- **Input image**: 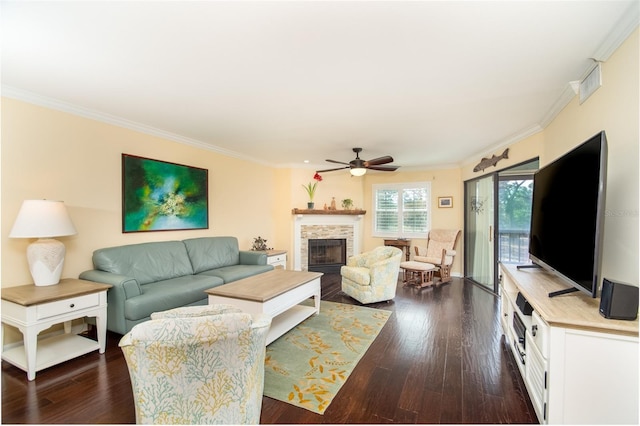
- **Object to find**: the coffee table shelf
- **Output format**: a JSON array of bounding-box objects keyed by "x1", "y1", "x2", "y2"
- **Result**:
[{"x1": 268, "y1": 304, "x2": 317, "y2": 344}]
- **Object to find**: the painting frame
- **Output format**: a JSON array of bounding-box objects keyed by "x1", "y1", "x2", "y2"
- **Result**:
[
  {"x1": 438, "y1": 196, "x2": 453, "y2": 208},
  {"x1": 122, "y1": 154, "x2": 209, "y2": 233}
]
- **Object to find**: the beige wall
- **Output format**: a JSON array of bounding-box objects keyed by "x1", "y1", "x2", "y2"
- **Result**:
[
  {"x1": 2, "y1": 28, "x2": 637, "y2": 292},
  {"x1": 361, "y1": 168, "x2": 464, "y2": 275},
  {"x1": 543, "y1": 29, "x2": 639, "y2": 285},
  {"x1": 461, "y1": 28, "x2": 639, "y2": 286},
  {"x1": 1, "y1": 99, "x2": 280, "y2": 286}
]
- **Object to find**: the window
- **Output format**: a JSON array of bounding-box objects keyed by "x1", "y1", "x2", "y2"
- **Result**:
[{"x1": 373, "y1": 182, "x2": 431, "y2": 238}]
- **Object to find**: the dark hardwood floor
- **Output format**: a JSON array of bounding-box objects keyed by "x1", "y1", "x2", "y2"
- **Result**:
[{"x1": 2, "y1": 274, "x2": 538, "y2": 424}]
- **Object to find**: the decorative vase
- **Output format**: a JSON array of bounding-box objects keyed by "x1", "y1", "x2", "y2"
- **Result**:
[{"x1": 307, "y1": 202, "x2": 315, "y2": 209}]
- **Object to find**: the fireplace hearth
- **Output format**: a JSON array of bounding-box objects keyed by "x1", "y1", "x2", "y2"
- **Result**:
[{"x1": 308, "y1": 238, "x2": 347, "y2": 274}]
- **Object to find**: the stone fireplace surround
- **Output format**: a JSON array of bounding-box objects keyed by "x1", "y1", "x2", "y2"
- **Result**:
[{"x1": 293, "y1": 213, "x2": 364, "y2": 271}]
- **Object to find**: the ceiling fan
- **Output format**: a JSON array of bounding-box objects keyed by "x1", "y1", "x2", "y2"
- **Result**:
[{"x1": 316, "y1": 148, "x2": 399, "y2": 176}]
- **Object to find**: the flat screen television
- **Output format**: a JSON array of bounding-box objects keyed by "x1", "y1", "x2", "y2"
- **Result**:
[{"x1": 526, "y1": 131, "x2": 607, "y2": 298}]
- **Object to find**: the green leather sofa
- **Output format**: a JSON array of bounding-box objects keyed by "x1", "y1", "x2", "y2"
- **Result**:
[{"x1": 79, "y1": 236, "x2": 273, "y2": 334}]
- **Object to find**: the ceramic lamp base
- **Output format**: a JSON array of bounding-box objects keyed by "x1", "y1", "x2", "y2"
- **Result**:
[{"x1": 26, "y1": 238, "x2": 65, "y2": 286}]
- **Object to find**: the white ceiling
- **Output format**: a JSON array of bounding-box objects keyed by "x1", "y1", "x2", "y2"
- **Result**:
[{"x1": 2, "y1": 1, "x2": 638, "y2": 172}]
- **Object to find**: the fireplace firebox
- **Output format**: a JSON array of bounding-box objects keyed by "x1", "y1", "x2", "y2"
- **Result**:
[{"x1": 308, "y1": 238, "x2": 347, "y2": 274}]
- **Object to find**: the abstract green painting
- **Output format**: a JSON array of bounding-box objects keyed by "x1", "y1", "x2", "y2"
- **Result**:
[{"x1": 122, "y1": 154, "x2": 208, "y2": 232}]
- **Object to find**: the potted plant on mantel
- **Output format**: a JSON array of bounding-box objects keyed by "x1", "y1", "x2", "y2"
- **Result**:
[
  {"x1": 341, "y1": 198, "x2": 353, "y2": 210},
  {"x1": 302, "y1": 172, "x2": 323, "y2": 209}
]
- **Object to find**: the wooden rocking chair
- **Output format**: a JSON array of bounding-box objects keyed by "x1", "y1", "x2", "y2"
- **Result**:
[{"x1": 413, "y1": 229, "x2": 460, "y2": 283}]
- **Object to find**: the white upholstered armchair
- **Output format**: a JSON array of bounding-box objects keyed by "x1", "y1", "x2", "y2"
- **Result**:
[
  {"x1": 340, "y1": 246, "x2": 403, "y2": 304},
  {"x1": 119, "y1": 304, "x2": 271, "y2": 424},
  {"x1": 413, "y1": 229, "x2": 460, "y2": 283}
]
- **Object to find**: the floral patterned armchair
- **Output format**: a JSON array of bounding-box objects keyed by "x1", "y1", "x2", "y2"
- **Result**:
[
  {"x1": 119, "y1": 304, "x2": 271, "y2": 424},
  {"x1": 340, "y1": 246, "x2": 403, "y2": 304}
]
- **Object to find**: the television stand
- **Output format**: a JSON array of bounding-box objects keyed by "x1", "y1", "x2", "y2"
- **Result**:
[
  {"x1": 548, "y1": 287, "x2": 579, "y2": 298},
  {"x1": 499, "y1": 263, "x2": 638, "y2": 424}
]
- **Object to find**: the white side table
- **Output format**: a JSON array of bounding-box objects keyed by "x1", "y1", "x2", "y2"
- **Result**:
[
  {"x1": 265, "y1": 250, "x2": 287, "y2": 269},
  {"x1": 1, "y1": 278, "x2": 111, "y2": 381}
]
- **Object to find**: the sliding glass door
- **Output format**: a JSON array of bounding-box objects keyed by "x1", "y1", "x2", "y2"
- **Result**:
[
  {"x1": 464, "y1": 159, "x2": 539, "y2": 293},
  {"x1": 464, "y1": 174, "x2": 496, "y2": 291}
]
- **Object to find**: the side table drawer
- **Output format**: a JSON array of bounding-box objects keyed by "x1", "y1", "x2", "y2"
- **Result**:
[
  {"x1": 269, "y1": 254, "x2": 286, "y2": 263},
  {"x1": 37, "y1": 293, "x2": 100, "y2": 320}
]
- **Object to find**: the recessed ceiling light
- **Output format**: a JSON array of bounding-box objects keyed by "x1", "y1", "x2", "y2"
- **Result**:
[{"x1": 304, "y1": 160, "x2": 310, "y2": 163}]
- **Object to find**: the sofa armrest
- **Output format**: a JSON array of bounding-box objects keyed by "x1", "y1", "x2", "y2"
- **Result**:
[
  {"x1": 79, "y1": 269, "x2": 143, "y2": 335},
  {"x1": 239, "y1": 250, "x2": 267, "y2": 265},
  {"x1": 80, "y1": 270, "x2": 142, "y2": 298}
]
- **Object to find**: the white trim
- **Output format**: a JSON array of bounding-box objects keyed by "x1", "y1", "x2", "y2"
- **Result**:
[
  {"x1": 372, "y1": 181, "x2": 431, "y2": 239},
  {"x1": 0, "y1": 86, "x2": 272, "y2": 167}
]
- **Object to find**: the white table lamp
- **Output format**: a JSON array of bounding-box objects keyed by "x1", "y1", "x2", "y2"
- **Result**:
[{"x1": 9, "y1": 200, "x2": 78, "y2": 286}]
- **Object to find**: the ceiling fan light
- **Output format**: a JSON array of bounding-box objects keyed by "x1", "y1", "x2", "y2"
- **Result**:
[{"x1": 350, "y1": 167, "x2": 367, "y2": 176}]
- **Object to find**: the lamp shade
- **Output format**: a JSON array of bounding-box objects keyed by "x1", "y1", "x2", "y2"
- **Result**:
[
  {"x1": 350, "y1": 167, "x2": 367, "y2": 177},
  {"x1": 9, "y1": 200, "x2": 77, "y2": 238}
]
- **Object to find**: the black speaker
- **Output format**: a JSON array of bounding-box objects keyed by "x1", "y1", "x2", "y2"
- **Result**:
[{"x1": 599, "y1": 279, "x2": 639, "y2": 320}]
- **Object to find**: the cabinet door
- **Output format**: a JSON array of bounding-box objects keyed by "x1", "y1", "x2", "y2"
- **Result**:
[
  {"x1": 526, "y1": 332, "x2": 548, "y2": 423},
  {"x1": 548, "y1": 329, "x2": 639, "y2": 424}
]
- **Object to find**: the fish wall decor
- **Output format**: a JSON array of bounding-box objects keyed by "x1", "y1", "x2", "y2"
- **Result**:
[{"x1": 473, "y1": 148, "x2": 509, "y2": 172}]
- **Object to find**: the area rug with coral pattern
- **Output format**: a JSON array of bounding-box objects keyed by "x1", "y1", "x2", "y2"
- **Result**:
[{"x1": 263, "y1": 300, "x2": 391, "y2": 414}]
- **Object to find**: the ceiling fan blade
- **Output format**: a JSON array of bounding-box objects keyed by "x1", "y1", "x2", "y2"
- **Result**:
[
  {"x1": 325, "y1": 159, "x2": 350, "y2": 165},
  {"x1": 316, "y1": 166, "x2": 350, "y2": 173},
  {"x1": 364, "y1": 156, "x2": 394, "y2": 167},
  {"x1": 366, "y1": 165, "x2": 399, "y2": 171}
]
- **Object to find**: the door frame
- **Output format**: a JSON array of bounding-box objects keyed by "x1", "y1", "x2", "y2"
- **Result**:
[
  {"x1": 463, "y1": 173, "x2": 499, "y2": 293},
  {"x1": 464, "y1": 158, "x2": 539, "y2": 294}
]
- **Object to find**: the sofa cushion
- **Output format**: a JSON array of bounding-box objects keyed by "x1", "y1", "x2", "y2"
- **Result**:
[
  {"x1": 199, "y1": 264, "x2": 274, "y2": 283},
  {"x1": 183, "y1": 237, "x2": 241, "y2": 273},
  {"x1": 124, "y1": 275, "x2": 224, "y2": 321},
  {"x1": 92, "y1": 241, "x2": 194, "y2": 285}
]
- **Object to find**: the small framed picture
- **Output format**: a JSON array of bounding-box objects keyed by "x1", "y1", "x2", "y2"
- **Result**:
[{"x1": 438, "y1": 196, "x2": 453, "y2": 208}]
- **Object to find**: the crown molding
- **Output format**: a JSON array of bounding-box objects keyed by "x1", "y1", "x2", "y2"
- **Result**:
[
  {"x1": 538, "y1": 80, "x2": 580, "y2": 129},
  {"x1": 1, "y1": 85, "x2": 273, "y2": 167},
  {"x1": 460, "y1": 125, "x2": 543, "y2": 169},
  {"x1": 592, "y1": 2, "x2": 640, "y2": 62}
]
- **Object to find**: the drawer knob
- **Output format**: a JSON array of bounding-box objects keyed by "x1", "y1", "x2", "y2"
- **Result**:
[
  {"x1": 532, "y1": 324, "x2": 538, "y2": 336},
  {"x1": 69, "y1": 303, "x2": 75, "y2": 308}
]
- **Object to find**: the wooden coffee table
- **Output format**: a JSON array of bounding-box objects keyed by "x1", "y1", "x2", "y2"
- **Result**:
[{"x1": 205, "y1": 269, "x2": 322, "y2": 345}]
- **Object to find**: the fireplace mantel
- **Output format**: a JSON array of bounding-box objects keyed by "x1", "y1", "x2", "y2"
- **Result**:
[{"x1": 292, "y1": 209, "x2": 366, "y2": 215}]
